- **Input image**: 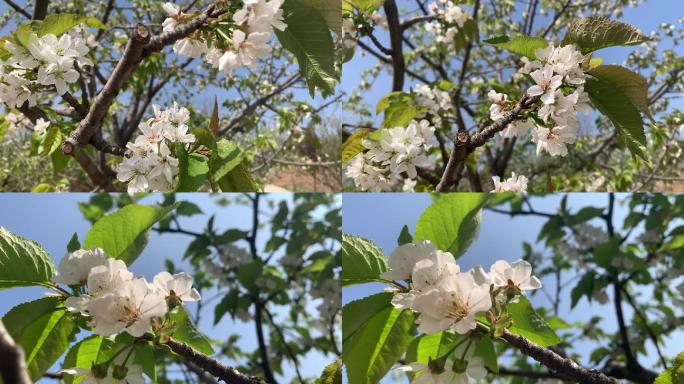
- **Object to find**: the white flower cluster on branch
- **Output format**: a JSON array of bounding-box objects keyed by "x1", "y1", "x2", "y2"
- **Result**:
[
  {"x1": 345, "y1": 120, "x2": 437, "y2": 192},
  {"x1": 491, "y1": 172, "x2": 528, "y2": 192},
  {"x1": 163, "y1": 0, "x2": 286, "y2": 74},
  {"x1": 115, "y1": 103, "x2": 196, "y2": 193},
  {"x1": 488, "y1": 44, "x2": 591, "y2": 157},
  {"x1": 382, "y1": 241, "x2": 541, "y2": 334},
  {"x1": 56, "y1": 247, "x2": 200, "y2": 338},
  {"x1": 425, "y1": 0, "x2": 470, "y2": 44},
  {"x1": 0, "y1": 27, "x2": 94, "y2": 108}
]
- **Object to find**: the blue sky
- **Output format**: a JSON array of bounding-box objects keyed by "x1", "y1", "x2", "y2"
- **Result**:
[
  {"x1": 342, "y1": 193, "x2": 683, "y2": 382},
  {"x1": 0, "y1": 193, "x2": 338, "y2": 383},
  {"x1": 341, "y1": 0, "x2": 684, "y2": 125}
]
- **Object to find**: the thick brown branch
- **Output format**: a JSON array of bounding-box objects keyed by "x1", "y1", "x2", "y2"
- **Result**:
[
  {"x1": 0, "y1": 320, "x2": 32, "y2": 384},
  {"x1": 62, "y1": 5, "x2": 220, "y2": 155},
  {"x1": 62, "y1": 24, "x2": 151, "y2": 155},
  {"x1": 33, "y1": 0, "x2": 49, "y2": 20},
  {"x1": 436, "y1": 96, "x2": 536, "y2": 191},
  {"x1": 164, "y1": 338, "x2": 265, "y2": 384},
  {"x1": 383, "y1": 0, "x2": 405, "y2": 91},
  {"x1": 501, "y1": 329, "x2": 618, "y2": 384}
]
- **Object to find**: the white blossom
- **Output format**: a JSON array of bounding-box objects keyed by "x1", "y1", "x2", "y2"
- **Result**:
[
  {"x1": 88, "y1": 278, "x2": 167, "y2": 337},
  {"x1": 492, "y1": 173, "x2": 528, "y2": 192},
  {"x1": 412, "y1": 271, "x2": 491, "y2": 334},
  {"x1": 54, "y1": 248, "x2": 108, "y2": 285},
  {"x1": 153, "y1": 271, "x2": 201, "y2": 302},
  {"x1": 489, "y1": 259, "x2": 542, "y2": 292},
  {"x1": 116, "y1": 103, "x2": 195, "y2": 192}
]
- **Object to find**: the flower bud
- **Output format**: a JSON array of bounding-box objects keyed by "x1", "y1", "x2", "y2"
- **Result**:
[
  {"x1": 91, "y1": 363, "x2": 108, "y2": 378},
  {"x1": 451, "y1": 359, "x2": 468, "y2": 374},
  {"x1": 112, "y1": 365, "x2": 129, "y2": 380}
]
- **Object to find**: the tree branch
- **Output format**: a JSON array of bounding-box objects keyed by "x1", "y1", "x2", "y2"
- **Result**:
[
  {"x1": 501, "y1": 329, "x2": 618, "y2": 384},
  {"x1": 164, "y1": 337, "x2": 265, "y2": 384},
  {"x1": 62, "y1": 5, "x2": 221, "y2": 155},
  {"x1": 0, "y1": 320, "x2": 32, "y2": 384},
  {"x1": 3, "y1": 0, "x2": 31, "y2": 18},
  {"x1": 383, "y1": 0, "x2": 405, "y2": 91},
  {"x1": 33, "y1": 0, "x2": 49, "y2": 20},
  {"x1": 435, "y1": 95, "x2": 537, "y2": 191}
]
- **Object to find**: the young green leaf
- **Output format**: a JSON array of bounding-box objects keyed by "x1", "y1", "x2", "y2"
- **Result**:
[
  {"x1": 342, "y1": 128, "x2": 373, "y2": 163},
  {"x1": 38, "y1": 14, "x2": 106, "y2": 37},
  {"x1": 483, "y1": 34, "x2": 548, "y2": 59},
  {"x1": 83, "y1": 203, "x2": 179, "y2": 265},
  {"x1": 342, "y1": 292, "x2": 393, "y2": 342},
  {"x1": 0, "y1": 227, "x2": 56, "y2": 289},
  {"x1": 170, "y1": 307, "x2": 214, "y2": 355},
  {"x1": 561, "y1": 16, "x2": 651, "y2": 54},
  {"x1": 275, "y1": 0, "x2": 337, "y2": 96},
  {"x1": 413, "y1": 194, "x2": 486, "y2": 258},
  {"x1": 341, "y1": 234, "x2": 388, "y2": 286},
  {"x1": 313, "y1": 359, "x2": 342, "y2": 384},
  {"x1": 176, "y1": 148, "x2": 210, "y2": 192},
  {"x1": 397, "y1": 225, "x2": 412, "y2": 246},
  {"x1": 343, "y1": 308, "x2": 414, "y2": 384},
  {"x1": 507, "y1": 296, "x2": 561, "y2": 347},
  {"x1": 4, "y1": 299, "x2": 77, "y2": 380},
  {"x1": 61, "y1": 335, "x2": 115, "y2": 384},
  {"x1": 67, "y1": 232, "x2": 81, "y2": 253}
]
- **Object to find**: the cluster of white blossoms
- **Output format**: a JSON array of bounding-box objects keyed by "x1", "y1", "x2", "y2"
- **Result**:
[
  {"x1": 491, "y1": 172, "x2": 528, "y2": 192},
  {"x1": 163, "y1": 0, "x2": 286, "y2": 74},
  {"x1": 116, "y1": 103, "x2": 196, "y2": 193},
  {"x1": 341, "y1": 11, "x2": 386, "y2": 50},
  {"x1": 382, "y1": 241, "x2": 541, "y2": 335},
  {"x1": 413, "y1": 84, "x2": 452, "y2": 127},
  {"x1": 54, "y1": 248, "x2": 200, "y2": 338},
  {"x1": 488, "y1": 44, "x2": 591, "y2": 157},
  {"x1": 0, "y1": 27, "x2": 94, "y2": 108},
  {"x1": 346, "y1": 119, "x2": 437, "y2": 192},
  {"x1": 425, "y1": 0, "x2": 469, "y2": 44}
]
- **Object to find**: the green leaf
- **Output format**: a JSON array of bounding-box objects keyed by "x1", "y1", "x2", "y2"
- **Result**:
[
  {"x1": 397, "y1": 225, "x2": 412, "y2": 246},
  {"x1": 0, "y1": 227, "x2": 56, "y2": 289},
  {"x1": 210, "y1": 139, "x2": 259, "y2": 192},
  {"x1": 342, "y1": 128, "x2": 373, "y2": 163},
  {"x1": 474, "y1": 337, "x2": 498, "y2": 373},
  {"x1": 176, "y1": 148, "x2": 209, "y2": 192},
  {"x1": 343, "y1": 308, "x2": 414, "y2": 384},
  {"x1": 585, "y1": 67, "x2": 648, "y2": 161},
  {"x1": 571, "y1": 271, "x2": 596, "y2": 308},
  {"x1": 342, "y1": 292, "x2": 393, "y2": 342},
  {"x1": 275, "y1": 0, "x2": 337, "y2": 96},
  {"x1": 67, "y1": 232, "x2": 80, "y2": 252},
  {"x1": 3, "y1": 298, "x2": 77, "y2": 380},
  {"x1": 133, "y1": 342, "x2": 157, "y2": 381},
  {"x1": 214, "y1": 290, "x2": 239, "y2": 325},
  {"x1": 41, "y1": 126, "x2": 63, "y2": 157},
  {"x1": 38, "y1": 14, "x2": 106, "y2": 37},
  {"x1": 561, "y1": 16, "x2": 651, "y2": 54},
  {"x1": 83, "y1": 203, "x2": 178, "y2": 265},
  {"x1": 405, "y1": 331, "x2": 458, "y2": 368},
  {"x1": 170, "y1": 307, "x2": 214, "y2": 355},
  {"x1": 508, "y1": 296, "x2": 561, "y2": 347},
  {"x1": 236, "y1": 259, "x2": 264, "y2": 289},
  {"x1": 313, "y1": 359, "x2": 342, "y2": 384},
  {"x1": 217, "y1": 162, "x2": 259, "y2": 192},
  {"x1": 589, "y1": 65, "x2": 651, "y2": 118},
  {"x1": 483, "y1": 34, "x2": 548, "y2": 59},
  {"x1": 2, "y1": 297, "x2": 62, "y2": 337},
  {"x1": 567, "y1": 206, "x2": 604, "y2": 225},
  {"x1": 62, "y1": 335, "x2": 115, "y2": 384},
  {"x1": 341, "y1": 234, "x2": 388, "y2": 286},
  {"x1": 302, "y1": 0, "x2": 341, "y2": 35},
  {"x1": 210, "y1": 139, "x2": 244, "y2": 182},
  {"x1": 413, "y1": 194, "x2": 486, "y2": 258},
  {"x1": 51, "y1": 149, "x2": 71, "y2": 174},
  {"x1": 379, "y1": 92, "x2": 426, "y2": 128},
  {"x1": 343, "y1": 0, "x2": 383, "y2": 13}
]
